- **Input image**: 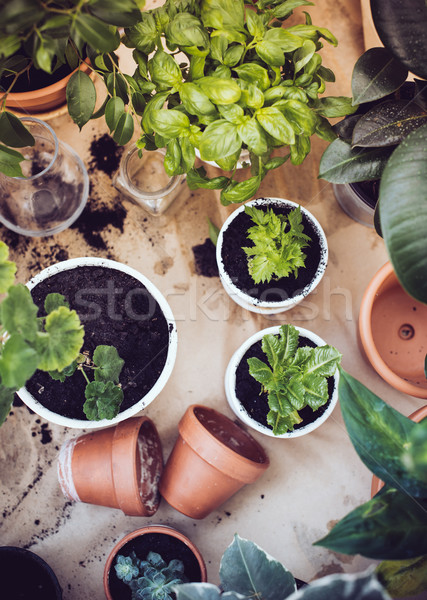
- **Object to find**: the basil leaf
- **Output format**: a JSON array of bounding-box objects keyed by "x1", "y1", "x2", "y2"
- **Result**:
[
  {"x1": 256, "y1": 41, "x2": 285, "y2": 67},
  {"x1": 180, "y1": 82, "x2": 217, "y2": 117},
  {"x1": 220, "y1": 173, "x2": 261, "y2": 204},
  {"x1": 293, "y1": 39, "x2": 316, "y2": 74},
  {"x1": 187, "y1": 166, "x2": 229, "y2": 190},
  {"x1": 142, "y1": 91, "x2": 170, "y2": 135},
  {"x1": 263, "y1": 28, "x2": 303, "y2": 52},
  {"x1": 197, "y1": 76, "x2": 241, "y2": 105},
  {"x1": 166, "y1": 12, "x2": 209, "y2": 48},
  {"x1": 234, "y1": 64, "x2": 270, "y2": 91},
  {"x1": 179, "y1": 136, "x2": 195, "y2": 172},
  {"x1": 246, "y1": 10, "x2": 265, "y2": 39},
  {"x1": 218, "y1": 103, "x2": 244, "y2": 124},
  {"x1": 198, "y1": 119, "x2": 241, "y2": 161},
  {"x1": 223, "y1": 45, "x2": 244, "y2": 67},
  {"x1": 149, "y1": 49, "x2": 182, "y2": 88},
  {"x1": 256, "y1": 107, "x2": 295, "y2": 145},
  {"x1": 124, "y1": 13, "x2": 157, "y2": 54},
  {"x1": 201, "y1": 0, "x2": 245, "y2": 31},
  {"x1": 150, "y1": 109, "x2": 190, "y2": 139},
  {"x1": 164, "y1": 139, "x2": 182, "y2": 176},
  {"x1": 314, "y1": 96, "x2": 358, "y2": 118},
  {"x1": 237, "y1": 118, "x2": 269, "y2": 155}
]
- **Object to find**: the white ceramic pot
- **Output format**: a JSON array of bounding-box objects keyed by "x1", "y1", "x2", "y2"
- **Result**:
[
  {"x1": 225, "y1": 325, "x2": 339, "y2": 438},
  {"x1": 17, "y1": 257, "x2": 177, "y2": 429},
  {"x1": 216, "y1": 197, "x2": 328, "y2": 315}
]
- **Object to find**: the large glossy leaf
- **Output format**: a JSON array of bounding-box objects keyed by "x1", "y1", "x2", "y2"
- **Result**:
[
  {"x1": 198, "y1": 120, "x2": 241, "y2": 161},
  {"x1": 66, "y1": 70, "x2": 96, "y2": 130},
  {"x1": 0, "y1": 112, "x2": 35, "y2": 148},
  {"x1": 287, "y1": 570, "x2": 390, "y2": 600},
  {"x1": 371, "y1": 0, "x2": 427, "y2": 80},
  {"x1": 315, "y1": 487, "x2": 427, "y2": 560},
  {"x1": 352, "y1": 100, "x2": 427, "y2": 148},
  {"x1": 220, "y1": 535, "x2": 296, "y2": 600},
  {"x1": 73, "y1": 13, "x2": 119, "y2": 53},
  {"x1": 401, "y1": 418, "x2": 427, "y2": 487},
  {"x1": 89, "y1": 0, "x2": 141, "y2": 27},
  {"x1": 112, "y1": 112, "x2": 134, "y2": 145},
  {"x1": 338, "y1": 368, "x2": 426, "y2": 496},
  {"x1": 318, "y1": 138, "x2": 391, "y2": 183},
  {"x1": 0, "y1": 144, "x2": 25, "y2": 177},
  {"x1": 351, "y1": 47, "x2": 408, "y2": 105},
  {"x1": 379, "y1": 123, "x2": 427, "y2": 302},
  {"x1": 376, "y1": 555, "x2": 427, "y2": 598}
]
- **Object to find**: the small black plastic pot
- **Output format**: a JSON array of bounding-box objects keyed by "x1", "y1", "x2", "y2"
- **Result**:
[{"x1": 0, "y1": 546, "x2": 62, "y2": 599}]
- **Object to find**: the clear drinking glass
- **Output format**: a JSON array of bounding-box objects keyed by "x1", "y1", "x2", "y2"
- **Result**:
[
  {"x1": 0, "y1": 117, "x2": 88, "y2": 237},
  {"x1": 113, "y1": 145, "x2": 186, "y2": 217}
]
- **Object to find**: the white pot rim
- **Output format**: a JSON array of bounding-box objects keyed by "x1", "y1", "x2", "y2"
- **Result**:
[
  {"x1": 225, "y1": 325, "x2": 339, "y2": 438},
  {"x1": 17, "y1": 257, "x2": 177, "y2": 429},
  {"x1": 216, "y1": 197, "x2": 328, "y2": 309}
]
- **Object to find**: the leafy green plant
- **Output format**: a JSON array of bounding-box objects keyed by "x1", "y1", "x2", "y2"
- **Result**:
[
  {"x1": 173, "y1": 534, "x2": 391, "y2": 600},
  {"x1": 247, "y1": 324, "x2": 341, "y2": 435},
  {"x1": 0, "y1": 241, "x2": 124, "y2": 424},
  {"x1": 318, "y1": 0, "x2": 427, "y2": 304},
  {"x1": 315, "y1": 368, "x2": 427, "y2": 598},
  {"x1": 115, "y1": 551, "x2": 187, "y2": 600},
  {"x1": 243, "y1": 205, "x2": 311, "y2": 284}
]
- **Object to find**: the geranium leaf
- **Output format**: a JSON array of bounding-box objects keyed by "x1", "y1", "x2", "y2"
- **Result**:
[
  {"x1": 0, "y1": 241, "x2": 16, "y2": 293},
  {"x1": 0, "y1": 284, "x2": 38, "y2": 342},
  {"x1": 36, "y1": 307, "x2": 84, "y2": 372},
  {"x1": 44, "y1": 293, "x2": 69, "y2": 314},
  {"x1": 93, "y1": 345, "x2": 124, "y2": 384},
  {"x1": 83, "y1": 380, "x2": 123, "y2": 420},
  {"x1": 0, "y1": 334, "x2": 39, "y2": 389}
]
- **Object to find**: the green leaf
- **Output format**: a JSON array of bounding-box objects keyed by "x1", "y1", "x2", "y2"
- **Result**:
[
  {"x1": 174, "y1": 583, "x2": 223, "y2": 600},
  {"x1": 106, "y1": 72, "x2": 129, "y2": 103},
  {"x1": 89, "y1": 0, "x2": 141, "y2": 27},
  {"x1": 256, "y1": 107, "x2": 295, "y2": 145},
  {"x1": 93, "y1": 345, "x2": 124, "y2": 384},
  {"x1": 167, "y1": 12, "x2": 209, "y2": 49},
  {"x1": 180, "y1": 83, "x2": 217, "y2": 117},
  {"x1": 293, "y1": 39, "x2": 316, "y2": 74},
  {"x1": 278, "y1": 376, "x2": 306, "y2": 411},
  {"x1": 220, "y1": 535, "x2": 296, "y2": 600},
  {"x1": 149, "y1": 49, "x2": 182, "y2": 88},
  {"x1": 301, "y1": 373, "x2": 329, "y2": 410},
  {"x1": 0, "y1": 284, "x2": 38, "y2": 342},
  {"x1": 112, "y1": 112, "x2": 134, "y2": 145},
  {"x1": 0, "y1": 241, "x2": 16, "y2": 293},
  {"x1": 379, "y1": 123, "x2": 427, "y2": 303},
  {"x1": 319, "y1": 138, "x2": 391, "y2": 183},
  {"x1": 277, "y1": 99, "x2": 319, "y2": 136},
  {"x1": 351, "y1": 47, "x2": 408, "y2": 105},
  {"x1": 0, "y1": 334, "x2": 39, "y2": 389},
  {"x1": 197, "y1": 77, "x2": 241, "y2": 105},
  {"x1": 66, "y1": 70, "x2": 97, "y2": 130},
  {"x1": 224, "y1": 45, "x2": 245, "y2": 67},
  {"x1": 220, "y1": 173, "x2": 261, "y2": 205},
  {"x1": 267, "y1": 409, "x2": 302, "y2": 435},
  {"x1": 207, "y1": 218, "x2": 220, "y2": 246},
  {"x1": 261, "y1": 333, "x2": 283, "y2": 371},
  {"x1": 199, "y1": 120, "x2": 241, "y2": 162},
  {"x1": 376, "y1": 555, "x2": 427, "y2": 598},
  {"x1": 142, "y1": 91, "x2": 170, "y2": 135},
  {"x1": 247, "y1": 357, "x2": 274, "y2": 388},
  {"x1": 338, "y1": 368, "x2": 427, "y2": 497},
  {"x1": 304, "y1": 345, "x2": 341, "y2": 377},
  {"x1": 315, "y1": 487, "x2": 427, "y2": 560},
  {"x1": 263, "y1": 28, "x2": 303, "y2": 52},
  {"x1": 237, "y1": 118, "x2": 268, "y2": 155},
  {"x1": 105, "y1": 97, "x2": 125, "y2": 133},
  {"x1": 179, "y1": 137, "x2": 195, "y2": 172},
  {"x1": 286, "y1": 570, "x2": 392, "y2": 599},
  {"x1": 48, "y1": 360, "x2": 77, "y2": 382},
  {"x1": 371, "y1": 0, "x2": 427, "y2": 80},
  {"x1": 44, "y1": 293, "x2": 69, "y2": 314},
  {"x1": 218, "y1": 104, "x2": 244, "y2": 125},
  {"x1": 201, "y1": 0, "x2": 245, "y2": 31},
  {"x1": 255, "y1": 41, "x2": 285, "y2": 67},
  {"x1": 83, "y1": 380, "x2": 123, "y2": 420},
  {"x1": 0, "y1": 112, "x2": 35, "y2": 148},
  {"x1": 314, "y1": 96, "x2": 358, "y2": 118},
  {"x1": 234, "y1": 64, "x2": 270, "y2": 91},
  {"x1": 186, "y1": 166, "x2": 229, "y2": 190},
  {"x1": 0, "y1": 385, "x2": 15, "y2": 426},
  {"x1": 0, "y1": 144, "x2": 25, "y2": 177},
  {"x1": 150, "y1": 109, "x2": 190, "y2": 139},
  {"x1": 0, "y1": 35, "x2": 21, "y2": 59},
  {"x1": 165, "y1": 139, "x2": 182, "y2": 176},
  {"x1": 124, "y1": 13, "x2": 157, "y2": 54},
  {"x1": 401, "y1": 418, "x2": 427, "y2": 488},
  {"x1": 73, "y1": 13, "x2": 119, "y2": 53},
  {"x1": 246, "y1": 10, "x2": 265, "y2": 39},
  {"x1": 272, "y1": 0, "x2": 314, "y2": 20},
  {"x1": 36, "y1": 307, "x2": 84, "y2": 372}
]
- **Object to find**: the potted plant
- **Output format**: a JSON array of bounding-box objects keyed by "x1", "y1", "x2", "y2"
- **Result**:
[
  {"x1": 173, "y1": 534, "x2": 391, "y2": 600},
  {"x1": 216, "y1": 197, "x2": 328, "y2": 314},
  {"x1": 315, "y1": 368, "x2": 427, "y2": 598},
  {"x1": 358, "y1": 261, "x2": 427, "y2": 398},
  {"x1": 318, "y1": 0, "x2": 427, "y2": 304},
  {"x1": 15, "y1": 256, "x2": 177, "y2": 429},
  {"x1": 103, "y1": 525, "x2": 207, "y2": 600},
  {"x1": 57, "y1": 416, "x2": 164, "y2": 517},
  {"x1": 158, "y1": 404, "x2": 270, "y2": 519},
  {"x1": 225, "y1": 324, "x2": 341, "y2": 437},
  {"x1": 0, "y1": 546, "x2": 62, "y2": 599}
]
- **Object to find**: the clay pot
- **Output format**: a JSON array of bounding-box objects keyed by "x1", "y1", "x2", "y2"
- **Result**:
[
  {"x1": 57, "y1": 416, "x2": 163, "y2": 516},
  {"x1": 159, "y1": 404, "x2": 269, "y2": 519},
  {"x1": 103, "y1": 525, "x2": 207, "y2": 600},
  {"x1": 359, "y1": 262, "x2": 427, "y2": 398},
  {"x1": 371, "y1": 405, "x2": 427, "y2": 497},
  {"x1": 0, "y1": 546, "x2": 62, "y2": 599}
]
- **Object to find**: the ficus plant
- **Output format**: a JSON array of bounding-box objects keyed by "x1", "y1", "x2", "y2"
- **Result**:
[
  {"x1": 315, "y1": 368, "x2": 427, "y2": 598},
  {"x1": 0, "y1": 241, "x2": 124, "y2": 425},
  {"x1": 318, "y1": 0, "x2": 427, "y2": 304},
  {"x1": 173, "y1": 534, "x2": 391, "y2": 600},
  {"x1": 247, "y1": 324, "x2": 341, "y2": 435}
]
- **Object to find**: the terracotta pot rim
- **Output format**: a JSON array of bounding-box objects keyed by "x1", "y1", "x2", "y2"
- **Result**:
[
  {"x1": 359, "y1": 262, "x2": 427, "y2": 398},
  {"x1": 103, "y1": 525, "x2": 207, "y2": 600}
]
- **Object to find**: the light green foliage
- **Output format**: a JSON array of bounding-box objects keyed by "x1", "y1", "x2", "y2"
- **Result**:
[
  {"x1": 0, "y1": 241, "x2": 16, "y2": 292},
  {"x1": 242, "y1": 205, "x2": 311, "y2": 284},
  {"x1": 247, "y1": 325, "x2": 341, "y2": 435},
  {"x1": 115, "y1": 551, "x2": 187, "y2": 600}
]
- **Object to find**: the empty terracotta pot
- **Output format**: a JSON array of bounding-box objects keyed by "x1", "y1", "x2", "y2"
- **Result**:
[
  {"x1": 159, "y1": 404, "x2": 270, "y2": 519},
  {"x1": 371, "y1": 405, "x2": 427, "y2": 497},
  {"x1": 57, "y1": 416, "x2": 163, "y2": 516},
  {"x1": 103, "y1": 525, "x2": 207, "y2": 600},
  {"x1": 359, "y1": 262, "x2": 427, "y2": 398}
]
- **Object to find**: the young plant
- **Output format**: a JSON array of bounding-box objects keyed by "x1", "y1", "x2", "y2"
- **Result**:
[
  {"x1": 247, "y1": 324, "x2": 341, "y2": 435},
  {"x1": 242, "y1": 205, "x2": 311, "y2": 284},
  {"x1": 315, "y1": 368, "x2": 427, "y2": 598},
  {"x1": 173, "y1": 534, "x2": 390, "y2": 600},
  {"x1": 115, "y1": 551, "x2": 188, "y2": 600}
]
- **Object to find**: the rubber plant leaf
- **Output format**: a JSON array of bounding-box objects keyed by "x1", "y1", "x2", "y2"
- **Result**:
[
  {"x1": 338, "y1": 368, "x2": 427, "y2": 497},
  {"x1": 376, "y1": 555, "x2": 427, "y2": 598},
  {"x1": 351, "y1": 47, "x2": 408, "y2": 105},
  {"x1": 285, "y1": 569, "x2": 390, "y2": 599},
  {"x1": 318, "y1": 138, "x2": 391, "y2": 183},
  {"x1": 371, "y1": 0, "x2": 427, "y2": 80},
  {"x1": 379, "y1": 123, "x2": 427, "y2": 303},
  {"x1": 219, "y1": 535, "x2": 296, "y2": 600}
]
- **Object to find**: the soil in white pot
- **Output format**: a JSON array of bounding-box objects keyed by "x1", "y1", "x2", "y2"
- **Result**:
[
  {"x1": 26, "y1": 266, "x2": 171, "y2": 420},
  {"x1": 221, "y1": 201, "x2": 324, "y2": 302},
  {"x1": 235, "y1": 336, "x2": 335, "y2": 433}
]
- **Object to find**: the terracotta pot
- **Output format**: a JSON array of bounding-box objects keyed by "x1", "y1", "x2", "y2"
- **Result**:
[
  {"x1": 103, "y1": 525, "x2": 207, "y2": 600},
  {"x1": 159, "y1": 404, "x2": 269, "y2": 519},
  {"x1": 371, "y1": 405, "x2": 427, "y2": 497},
  {"x1": 359, "y1": 262, "x2": 427, "y2": 398},
  {"x1": 3, "y1": 61, "x2": 91, "y2": 114},
  {"x1": 0, "y1": 546, "x2": 62, "y2": 599},
  {"x1": 57, "y1": 416, "x2": 163, "y2": 516}
]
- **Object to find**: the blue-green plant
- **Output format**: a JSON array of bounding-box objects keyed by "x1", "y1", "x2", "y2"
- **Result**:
[
  {"x1": 115, "y1": 551, "x2": 188, "y2": 600},
  {"x1": 173, "y1": 535, "x2": 391, "y2": 600},
  {"x1": 247, "y1": 324, "x2": 341, "y2": 435}
]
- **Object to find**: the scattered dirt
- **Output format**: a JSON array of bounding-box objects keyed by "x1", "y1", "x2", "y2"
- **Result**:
[
  {"x1": 88, "y1": 134, "x2": 124, "y2": 176},
  {"x1": 192, "y1": 238, "x2": 219, "y2": 277}
]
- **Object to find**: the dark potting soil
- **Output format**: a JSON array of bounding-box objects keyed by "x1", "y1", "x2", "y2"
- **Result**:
[
  {"x1": 0, "y1": 62, "x2": 72, "y2": 93},
  {"x1": 108, "y1": 532, "x2": 203, "y2": 600},
  {"x1": 0, "y1": 548, "x2": 61, "y2": 600},
  {"x1": 235, "y1": 336, "x2": 336, "y2": 433},
  {"x1": 88, "y1": 134, "x2": 124, "y2": 176},
  {"x1": 26, "y1": 266, "x2": 170, "y2": 420},
  {"x1": 192, "y1": 238, "x2": 219, "y2": 277},
  {"x1": 220, "y1": 201, "x2": 324, "y2": 303}
]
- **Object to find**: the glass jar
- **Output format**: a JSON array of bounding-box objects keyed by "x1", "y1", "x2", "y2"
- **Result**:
[
  {"x1": 113, "y1": 145, "x2": 186, "y2": 217},
  {"x1": 333, "y1": 182, "x2": 376, "y2": 228},
  {"x1": 0, "y1": 117, "x2": 88, "y2": 236}
]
